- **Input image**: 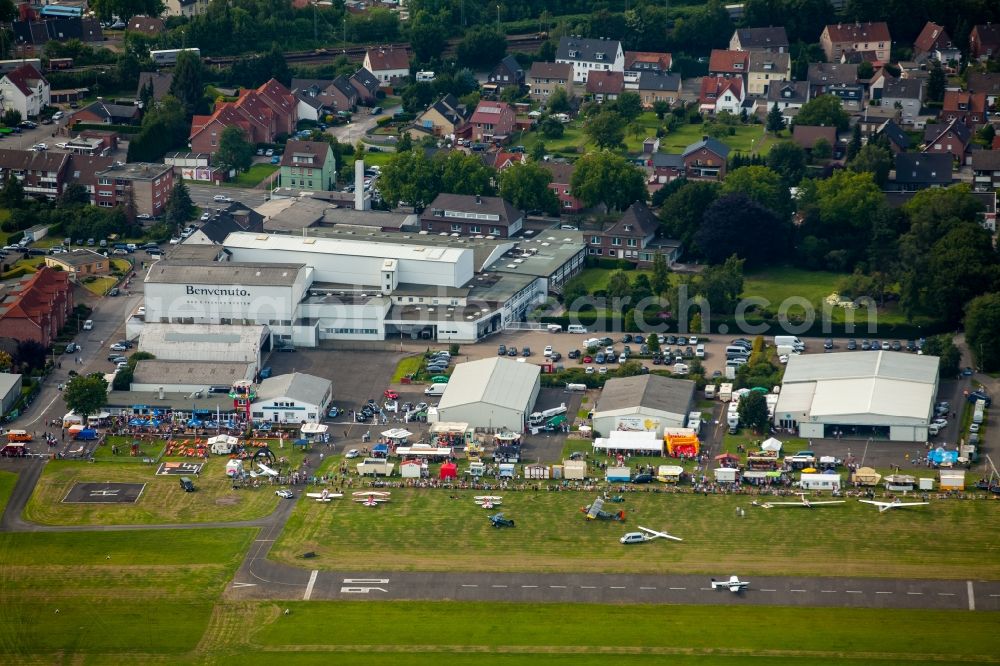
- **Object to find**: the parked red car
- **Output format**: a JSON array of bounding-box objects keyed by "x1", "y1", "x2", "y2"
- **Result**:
[
  {"x1": 583, "y1": 356, "x2": 593, "y2": 364},
  {"x1": 384, "y1": 389, "x2": 399, "y2": 400}
]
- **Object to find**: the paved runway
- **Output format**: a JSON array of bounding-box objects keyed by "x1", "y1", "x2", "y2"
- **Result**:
[{"x1": 230, "y1": 541, "x2": 1000, "y2": 611}]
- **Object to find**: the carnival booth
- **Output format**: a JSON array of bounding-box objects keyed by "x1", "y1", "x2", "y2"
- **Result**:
[
  {"x1": 664, "y1": 428, "x2": 700, "y2": 457},
  {"x1": 400, "y1": 459, "x2": 423, "y2": 479},
  {"x1": 397, "y1": 442, "x2": 452, "y2": 459},
  {"x1": 381, "y1": 428, "x2": 413, "y2": 446},
  {"x1": 226, "y1": 459, "x2": 244, "y2": 478},
  {"x1": 656, "y1": 464, "x2": 684, "y2": 483},
  {"x1": 563, "y1": 459, "x2": 587, "y2": 480},
  {"x1": 715, "y1": 452, "x2": 740, "y2": 467},
  {"x1": 429, "y1": 422, "x2": 470, "y2": 448},
  {"x1": 439, "y1": 461, "x2": 458, "y2": 481},
  {"x1": 73, "y1": 428, "x2": 99, "y2": 441},
  {"x1": 851, "y1": 467, "x2": 882, "y2": 486},
  {"x1": 760, "y1": 437, "x2": 783, "y2": 454},
  {"x1": 714, "y1": 467, "x2": 739, "y2": 483},
  {"x1": 301, "y1": 423, "x2": 330, "y2": 443}
]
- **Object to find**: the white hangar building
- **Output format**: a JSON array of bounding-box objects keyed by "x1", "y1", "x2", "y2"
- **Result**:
[
  {"x1": 592, "y1": 374, "x2": 696, "y2": 437},
  {"x1": 436, "y1": 357, "x2": 541, "y2": 432},
  {"x1": 251, "y1": 372, "x2": 332, "y2": 424},
  {"x1": 774, "y1": 351, "x2": 940, "y2": 442}
]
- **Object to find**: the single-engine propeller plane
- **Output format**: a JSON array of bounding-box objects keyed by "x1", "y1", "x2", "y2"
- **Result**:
[
  {"x1": 711, "y1": 575, "x2": 750, "y2": 593},
  {"x1": 306, "y1": 488, "x2": 343, "y2": 502},
  {"x1": 582, "y1": 497, "x2": 626, "y2": 521},
  {"x1": 474, "y1": 495, "x2": 503, "y2": 509},
  {"x1": 353, "y1": 491, "x2": 391, "y2": 507},
  {"x1": 488, "y1": 512, "x2": 515, "y2": 528}
]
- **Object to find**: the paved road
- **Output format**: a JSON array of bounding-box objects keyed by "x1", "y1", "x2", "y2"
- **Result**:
[{"x1": 187, "y1": 183, "x2": 270, "y2": 210}]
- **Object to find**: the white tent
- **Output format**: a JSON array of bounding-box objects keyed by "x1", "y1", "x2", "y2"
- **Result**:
[
  {"x1": 301, "y1": 423, "x2": 329, "y2": 435},
  {"x1": 381, "y1": 428, "x2": 413, "y2": 440},
  {"x1": 761, "y1": 437, "x2": 783, "y2": 453},
  {"x1": 593, "y1": 430, "x2": 664, "y2": 454},
  {"x1": 208, "y1": 434, "x2": 239, "y2": 447}
]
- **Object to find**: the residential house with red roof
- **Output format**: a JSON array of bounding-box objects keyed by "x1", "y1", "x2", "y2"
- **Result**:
[
  {"x1": 699, "y1": 76, "x2": 745, "y2": 115},
  {"x1": 583, "y1": 201, "x2": 680, "y2": 266},
  {"x1": 542, "y1": 162, "x2": 583, "y2": 213},
  {"x1": 0, "y1": 63, "x2": 49, "y2": 118},
  {"x1": 469, "y1": 101, "x2": 515, "y2": 143},
  {"x1": 189, "y1": 79, "x2": 296, "y2": 153},
  {"x1": 913, "y1": 21, "x2": 960, "y2": 65},
  {"x1": 0, "y1": 149, "x2": 69, "y2": 199},
  {"x1": 624, "y1": 51, "x2": 672, "y2": 73},
  {"x1": 939, "y1": 90, "x2": 988, "y2": 128},
  {"x1": 820, "y1": 22, "x2": 891, "y2": 63},
  {"x1": 363, "y1": 48, "x2": 409, "y2": 85},
  {"x1": 922, "y1": 119, "x2": 972, "y2": 164},
  {"x1": 708, "y1": 50, "x2": 750, "y2": 78},
  {"x1": 586, "y1": 70, "x2": 624, "y2": 103},
  {"x1": 0, "y1": 267, "x2": 73, "y2": 347}
]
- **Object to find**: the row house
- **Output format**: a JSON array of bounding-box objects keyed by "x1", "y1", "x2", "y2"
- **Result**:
[
  {"x1": 764, "y1": 81, "x2": 810, "y2": 124},
  {"x1": 966, "y1": 72, "x2": 1000, "y2": 109},
  {"x1": 556, "y1": 36, "x2": 625, "y2": 84},
  {"x1": 0, "y1": 267, "x2": 73, "y2": 347},
  {"x1": 469, "y1": 101, "x2": 515, "y2": 143},
  {"x1": 708, "y1": 49, "x2": 749, "y2": 79},
  {"x1": 541, "y1": 162, "x2": 584, "y2": 213},
  {"x1": 584, "y1": 201, "x2": 680, "y2": 266},
  {"x1": 971, "y1": 150, "x2": 1000, "y2": 192},
  {"x1": 527, "y1": 62, "x2": 573, "y2": 105},
  {"x1": 93, "y1": 162, "x2": 174, "y2": 217},
  {"x1": 419, "y1": 194, "x2": 523, "y2": 238},
  {"x1": 729, "y1": 26, "x2": 789, "y2": 53},
  {"x1": 940, "y1": 91, "x2": 988, "y2": 128},
  {"x1": 624, "y1": 51, "x2": 672, "y2": 73},
  {"x1": 922, "y1": 119, "x2": 972, "y2": 164},
  {"x1": 0, "y1": 63, "x2": 49, "y2": 119},
  {"x1": 633, "y1": 72, "x2": 682, "y2": 107},
  {"x1": 874, "y1": 119, "x2": 911, "y2": 154},
  {"x1": 820, "y1": 22, "x2": 892, "y2": 63},
  {"x1": 0, "y1": 149, "x2": 69, "y2": 199},
  {"x1": 913, "y1": 22, "x2": 960, "y2": 65},
  {"x1": 888, "y1": 153, "x2": 953, "y2": 192},
  {"x1": 189, "y1": 79, "x2": 296, "y2": 153}
]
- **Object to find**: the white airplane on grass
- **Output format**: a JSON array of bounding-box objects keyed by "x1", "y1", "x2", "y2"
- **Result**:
[
  {"x1": 711, "y1": 575, "x2": 750, "y2": 593},
  {"x1": 474, "y1": 495, "x2": 502, "y2": 509},
  {"x1": 753, "y1": 492, "x2": 845, "y2": 509},
  {"x1": 859, "y1": 498, "x2": 929, "y2": 513},
  {"x1": 306, "y1": 489, "x2": 344, "y2": 503},
  {"x1": 620, "y1": 526, "x2": 683, "y2": 544},
  {"x1": 353, "y1": 491, "x2": 391, "y2": 507}
]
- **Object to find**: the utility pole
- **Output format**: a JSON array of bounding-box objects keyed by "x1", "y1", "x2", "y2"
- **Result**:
[{"x1": 496, "y1": 3, "x2": 501, "y2": 29}]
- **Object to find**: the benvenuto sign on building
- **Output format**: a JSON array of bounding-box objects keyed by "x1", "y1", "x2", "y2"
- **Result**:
[{"x1": 186, "y1": 286, "x2": 251, "y2": 296}]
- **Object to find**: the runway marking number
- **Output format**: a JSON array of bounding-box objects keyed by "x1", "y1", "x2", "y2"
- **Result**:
[{"x1": 341, "y1": 578, "x2": 389, "y2": 594}]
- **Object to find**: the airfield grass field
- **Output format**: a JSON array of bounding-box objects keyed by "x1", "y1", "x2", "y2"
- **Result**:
[
  {"x1": 269, "y1": 488, "x2": 1000, "y2": 579},
  {"x1": 22, "y1": 458, "x2": 283, "y2": 525},
  {"x1": 0, "y1": 470, "x2": 16, "y2": 515}
]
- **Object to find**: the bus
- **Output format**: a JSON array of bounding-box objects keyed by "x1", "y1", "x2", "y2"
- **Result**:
[
  {"x1": 48, "y1": 57, "x2": 74, "y2": 71},
  {"x1": 149, "y1": 48, "x2": 201, "y2": 66}
]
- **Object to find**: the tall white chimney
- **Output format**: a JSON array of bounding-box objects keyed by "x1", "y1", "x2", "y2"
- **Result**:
[{"x1": 354, "y1": 159, "x2": 369, "y2": 211}]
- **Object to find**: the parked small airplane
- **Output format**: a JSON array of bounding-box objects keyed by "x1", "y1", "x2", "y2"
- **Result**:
[
  {"x1": 620, "y1": 526, "x2": 683, "y2": 544},
  {"x1": 353, "y1": 491, "x2": 391, "y2": 507},
  {"x1": 475, "y1": 495, "x2": 502, "y2": 509},
  {"x1": 249, "y1": 462, "x2": 279, "y2": 479},
  {"x1": 753, "y1": 492, "x2": 845, "y2": 509},
  {"x1": 582, "y1": 497, "x2": 626, "y2": 521},
  {"x1": 711, "y1": 575, "x2": 750, "y2": 593},
  {"x1": 859, "y1": 498, "x2": 929, "y2": 513},
  {"x1": 488, "y1": 512, "x2": 515, "y2": 528},
  {"x1": 306, "y1": 489, "x2": 344, "y2": 503}
]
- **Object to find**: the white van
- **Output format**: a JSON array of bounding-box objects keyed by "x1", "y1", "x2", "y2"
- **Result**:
[
  {"x1": 774, "y1": 335, "x2": 805, "y2": 351},
  {"x1": 424, "y1": 383, "x2": 447, "y2": 396},
  {"x1": 567, "y1": 324, "x2": 588, "y2": 334},
  {"x1": 546, "y1": 324, "x2": 563, "y2": 333},
  {"x1": 566, "y1": 383, "x2": 587, "y2": 392}
]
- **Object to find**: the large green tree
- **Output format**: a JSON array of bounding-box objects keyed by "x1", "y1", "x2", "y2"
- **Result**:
[
  {"x1": 695, "y1": 193, "x2": 789, "y2": 266},
  {"x1": 766, "y1": 141, "x2": 807, "y2": 187},
  {"x1": 651, "y1": 252, "x2": 671, "y2": 296},
  {"x1": 584, "y1": 111, "x2": 626, "y2": 150},
  {"x1": 658, "y1": 181, "x2": 720, "y2": 258},
  {"x1": 766, "y1": 103, "x2": 786, "y2": 133},
  {"x1": 570, "y1": 151, "x2": 646, "y2": 211},
  {"x1": 793, "y1": 94, "x2": 850, "y2": 131},
  {"x1": 436, "y1": 151, "x2": 496, "y2": 196},
  {"x1": 90, "y1": 0, "x2": 163, "y2": 24},
  {"x1": 215, "y1": 126, "x2": 254, "y2": 173},
  {"x1": 547, "y1": 87, "x2": 571, "y2": 114},
  {"x1": 613, "y1": 92, "x2": 643, "y2": 123},
  {"x1": 409, "y1": 10, "x2": 447, "y2": 63},
  {"x1": 720, "y1": 165, "x2": 791, "y2": 220},
  {"x1": 499, "y1": 162, "x2": 558, "y2": 215},
  {"x1": 63, "y1": 373, "x2": 108, "y2": 420},
  {"x1": 698, "y1": 254, "x2": 744, "y2": 314},
  {"x1": 168, "y1": 49, "x2": 205, "y2": 117},
  {"x1": 848, "y1": 144, "x2": 893, "y2": 187},
  {"x1": 455, "y1": 26, "x2": 507, "y2": 69},
  {"x1": 165, "y1": 178, "x2": 195, "y2": 231},
  {"x1": 737, "y1": 391, "x2": 770, "y2": 434},
  {"x1": 378, "y1": 149, "x2": 440, "y2": 212},
  {"x1": 796, "y1": 170, "x2": 885, "y2": 271},
  {"x1": 965, "y1": 293, "x2": 1000, "y2": 372}
]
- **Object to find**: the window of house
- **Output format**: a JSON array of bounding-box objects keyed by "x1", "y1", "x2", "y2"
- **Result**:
[
  {"x1": 469, "y1": 225, "x2": 480, "y2": 233},
  {"x1": 611, "y1": 238, "x2": 621, "y2": 246},
  {"x1": 451, "y1": 223, "x2": 462, "y2": 232},
  {"x1": 627, "y1": 238, "x2": 637, "y2": 247},
  {"x1": 590, "y1": 236, "x2": 600, "y2": 244},
  {"x1": 490, "y1": 227, "x2": 500, "y2": 235}
]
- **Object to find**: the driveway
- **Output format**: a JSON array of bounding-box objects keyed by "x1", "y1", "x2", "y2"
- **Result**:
[{"x1": 325, "y1": 105, "x2": 401, "y2": 145}]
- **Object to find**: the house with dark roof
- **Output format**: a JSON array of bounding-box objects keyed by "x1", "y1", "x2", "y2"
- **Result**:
[
  {"x1": 583, "y1": 201, "x2": 680, "y2": 266},
  {"x1": 730, "y1": 27, "x2": 789, "y2": 53},
  {"x1": 419, "y1": 194, "x2": 523, "y2": 238},
  {"x1": 469, "y1": 101, "x2": 515, "y2": 143},
  {"x1": 922, "y1": 119, "x2": 971, "y2": 163},
  {"x1": 820, "y1": 22, "x2": 891, "y2": 63},
  {"x1": 875, "y1": 119, "x2": 910, "y2": 154},
  {"x1": 407, "y1": 94, "x2": 472, "y2": 139},
  {"x1": 971, "y1": 150, "x2": 1000, "y2": 192},
  {"x1": 792, "y1": 125, "x2": 838, "y2": 155},
  {"x1": 708, "y1": 49, "x2": 750, "y2": 78},
  {"x1": 278, "y1": 140, "x2": 336, "y2": 192},
  {"x1": 66, "y1": 153, "x2": 115, "y2": 204},
  {"x1": 0, "y1": 149, "x2": 69, "y2": 199},
  {"x1": 541, "y1": 161, "x2": 583, "y2": 213},
  {"x1": 137, "y1": 71, "x2": 173, "y2": 103},
  {"x1": 966, "y1": 72, "x2": 1000, "y2": 108},
  {"x1": 939, "y1": 91, "x2": 987, "y2": 128},
  {"x1": 43, "y1": 249, "x2": 109, "y2": 278},
  {"x1": 634, "y1": 72, "x2": 682, "y2": 107},
  {"x1": 292, "y1": 76, "x2": 359, "y2": 118},
  {"x1": 913, "y1": 21, "x2": 959, "y2": 64},
  {"x1": 0, "y1": 63, "x2": 49, "y2": 117},
  {"x1": 363, "y1": 48, "x2": 409, "y2": 84},
  {"x1": 128, "y1": 16, "x2": 165, "y2": 35},
  {"x1": 185, "y1": 202, "x2": 264, "y2": 244},
  {"x1": 586, "y1": 71, "x2": 624, "y2": 102},
  {"x1": 11, "y1": 17, "x2": 103, "y2": 50},
  {"x1": 888, "y1": 153, "x2": 953, "y2": 191},
  {"x1": 970, "y1": 24, "x2": 1000, "y2": 61},
  {"x1": 765, "y1": 81, "x2": 810, "y2": 117},
  {"x1": 72, "y1": 99, "x2": 141, "y2": 125},
  {"x1": 881, "y1": 78, "x2": 924, "y2": 125},
  {"x1": 527, "y1": 62, "x2": 572, "y2": 104},
  {"x1": 556, "y1": 36, "x2": 625, "y2": 84},
  {"x1": 651, "y1": 152, "x2": 686, "y2": 183},
  {"x1": 486, "y1": 55, "x2": 524, "y2": 94},
  {"x1": 655, "y1": 137, "x2": 732, "y2": 181},
  {"x1": 806, "y1": 62, "x2": 858, "y2": 98},
  {"x1": 747, "y1": 52, "x2": 790, "y2": 95},
  {"x1": 0, "y1": 268, "x2": 73, "y2": 347},
  {"x1": 349, "y1": 68, "x2": 380, "y2": 103}
]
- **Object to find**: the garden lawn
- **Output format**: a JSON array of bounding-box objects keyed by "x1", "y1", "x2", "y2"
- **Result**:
[
  {"x1": 228, "y1": 164, "x2": 279, "y2": 188},
  {"x1": 659, "y1": 122, "x2": 769, "y2": 155},
  {"x1": 82, "y1": 275, "x2": 118, "y2": 296},
  {"x1": 23, "y1": 457, "x2": 282, "y2": 525},
  {"x1": 573, "y1": 268, "x2": 654, "y2": 293},
  {"x1": 391, "y1": 354, "x2": 425, "y2": 383},
  {"x1": 269, "y1": 488, "x2": 1000, "y2": 579},
  {"x1": 243, "y1": 602, "x2": 999, "y2": 665}
]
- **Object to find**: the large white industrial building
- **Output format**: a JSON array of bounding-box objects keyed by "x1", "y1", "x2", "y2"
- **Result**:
[
  {"x1": 436, "y1": 357, "x2": 541, "y2": 431},
  {"x1": 774, "y1": 351, "x2": 940, "y2": 442},
  {"x1": 592, "y1": 375, "x2": 695, "y2": 438},
  {"x1": 141, "y1": 229, "x2": 585, "y2": 346}
]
